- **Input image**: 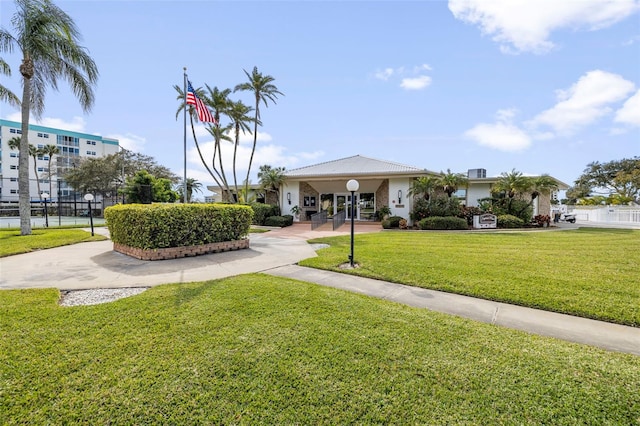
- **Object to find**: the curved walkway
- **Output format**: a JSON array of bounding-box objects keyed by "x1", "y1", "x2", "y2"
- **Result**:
[{"x1": 0, "y1": 222, "x2": 638, "y2": 356}]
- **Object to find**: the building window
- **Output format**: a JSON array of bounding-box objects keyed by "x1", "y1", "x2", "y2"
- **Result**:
[
  {"x1": 10, "y1": 152, "x2": 18, "y2": 157},
  {"x1": 10, "y1": 189, "x2": 19, "y2": 194},
  {"x1": 9, "y1": 128, "x2": 22, "y2": 134},
  {"x1": 10, "y1": 177, "x2": 17, "y2": 182},
  {"x1": 10, "y1": 165, "x2": 18, "y2": 170},
  {"x1": 37, "y1": 132, "x2": 50, "y2": 138}
]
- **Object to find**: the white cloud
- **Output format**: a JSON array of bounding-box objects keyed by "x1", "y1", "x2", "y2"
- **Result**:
[
  {"x1": 400, "y1": 75, "x2": 432, "y2": 90},
  {"x1": 107, "y1": 133, "x2": 147, "y2": 152},
  {"x1": 531, "y1": 70, "x2": 636, "y2": 135},
  {"x1": 464, "y1": 108, "x2": 532, "y2": 151},
  {"x1": 614, "y1": 89, "x2": 640, "y2": 126},
  {"x1": 5, "y1": 112, "x2": 87, "y2": 132},
  {"x1": 374, "y1": 68, "x2": 395, "y2": 81},
  {"x1": 373, "y1": 64, "x2": 433, "y2": 90},
  {"x1": 448, "y1": 0, "x2": 640, "y2": 54}
]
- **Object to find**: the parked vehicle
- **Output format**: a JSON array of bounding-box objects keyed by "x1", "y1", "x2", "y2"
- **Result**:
[{"x1": 562, "y1": 213, "x2": 576, "y2": 223}]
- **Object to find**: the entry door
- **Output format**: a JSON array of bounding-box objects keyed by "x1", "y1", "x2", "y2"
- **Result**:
[{"x1": 344, "y1": 193, "x2": 359, "y2": 220}]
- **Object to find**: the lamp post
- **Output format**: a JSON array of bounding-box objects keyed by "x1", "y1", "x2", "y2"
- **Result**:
[
  {"x1": 84, "y1": 193, "x2": 94, "y2": 236},
  {"x1": 58, "y1": 188, "x2": 62, "y2": 226},
  {"x1": 42, "y1": 192, "x2": 50, "y2": 227},
  {"x1": 346, "y1": 179, "x2": 359, "y2": 267}
]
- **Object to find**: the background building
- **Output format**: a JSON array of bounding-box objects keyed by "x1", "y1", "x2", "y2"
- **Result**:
[{"x1": 0, "y1": 119, "x2": 119, "y2": 209}]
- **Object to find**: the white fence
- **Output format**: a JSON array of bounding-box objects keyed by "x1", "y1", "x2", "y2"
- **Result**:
[{"x1": 570, "y1": 206, "x2": 640, "y2": 226}]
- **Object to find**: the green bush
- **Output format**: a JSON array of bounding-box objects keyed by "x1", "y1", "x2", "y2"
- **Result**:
[
  {"x1": 387, "y1": 216, "x2": 404, "y2": 228},
  {"x1": 418, "y1": 216, "x2": 468, "y2": 230},
  {"x1": 104, "y1": 203, "x2": 253, "y2": 249},
  {"x1": 497, "y1": 214, "x2": 525, "y2": 228},
  {"x1": 250, "y1": 203, "x2": 279, "y2": 225},
  {"x1": 410, "y1": 195, "x2": 463, "y2": 222},
  {"x1": 264, "y1": 215, "x2": 294, "y2": 227},
  {"x1": 381, "y1": 219, "x2": 391, "y2": 229},
  {"x1": 459, "y1": 206, "x2": 484, "y2": 226}
]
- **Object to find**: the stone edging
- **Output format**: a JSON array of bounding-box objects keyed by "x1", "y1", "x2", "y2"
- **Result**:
[{"x1": 113, "y1": 239, "x2": 250, "y2": 261}]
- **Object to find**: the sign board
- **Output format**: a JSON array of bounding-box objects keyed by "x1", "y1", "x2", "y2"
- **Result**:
[{"x1": 473, "y1": 214, "x2": 497, "y2": 229}]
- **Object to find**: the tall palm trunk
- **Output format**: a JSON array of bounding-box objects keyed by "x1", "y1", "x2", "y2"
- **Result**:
[
  {"x1": 233, "y1": 124, "x2": 240, "y2": 201},
  {"x1": 31, "y1": 153, "x2": 42, "y2": 202},
  {"x1": 244, "y1": 95, "x2": 259, "y2": 201},
  {"x1": 18, "y1": 60, "x2": 33, "y2": 235},
  {"x1": 190, "y1": 116, "x2": 225, "y2": 194}
]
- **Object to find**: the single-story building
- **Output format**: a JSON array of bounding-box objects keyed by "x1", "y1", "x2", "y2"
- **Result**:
[{"x1": 279, "y1": 155, "x2": 569, "y2": 223}]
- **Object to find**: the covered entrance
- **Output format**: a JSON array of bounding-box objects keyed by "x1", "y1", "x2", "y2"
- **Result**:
[{"x1": 321, "y1": 192, "x2": 375, "y2": 221}]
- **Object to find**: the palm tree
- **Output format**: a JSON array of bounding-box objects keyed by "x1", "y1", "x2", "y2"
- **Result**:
[
  {"x1": 529, "y1": 174, "x2": 558, "y2": 202},
  {"x1": 227, "y1": 100, "x2": 255, "y2": 200},
  {"x1": 0, "y1": 57, "x2": 20, "y2": 108},
  {"x1": 493, "y1": 169, "x2": 531, "y2": 214},
  {"x1": 1, "y1": 0, "x2": 99, "y2": 235},
  {"x1": 439, "y1": 169, "x2": 468, "y2": 198},
  {"x1": 202, "y1": 84, "x2": 232, "y2": 200},
  {"x1": 28, "y1": 144, "x2": 43, "y2": 201},
  {"x1": 258, "y1": 165, "x2": 287, "y2": 208},
  {"x1": 40, "y1": 143, "x2": 59, "y2": 199},
  {"x1": 407, "y1": 176, "x2": 439, "y2": 201},
  {"x1": 177, "y1": 177, "x2": 202, "y2": 203},
  {"x1": 234, "y1": 66, "x2": 283, "y2": 201},
  {"x1": 174, "y1": 83, "x2": 226, "y2": 200}
]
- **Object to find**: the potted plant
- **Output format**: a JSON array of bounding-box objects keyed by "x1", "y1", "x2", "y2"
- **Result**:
[
  {"x1": 290, "y1": 205, "x2": 301, "y2": 219},
  {"x1": 376, "y1": 205, "x2": 392, "y2": 221}
]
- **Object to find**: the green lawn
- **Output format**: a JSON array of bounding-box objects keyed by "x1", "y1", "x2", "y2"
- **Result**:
[
  {"x1": 1, "y1": 275, "x2": 638, "y2": 424},
  {"x1": 0, "y1": 228, "x2": 106, "y2": 257},
  {"x1": 301, "y1": 228, "x2": 640, "y2": 326}
]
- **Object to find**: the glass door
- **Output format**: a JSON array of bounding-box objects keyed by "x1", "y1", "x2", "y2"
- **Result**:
[{"x1": 344, "y1": 193, "x2": 359, "y2": 220}]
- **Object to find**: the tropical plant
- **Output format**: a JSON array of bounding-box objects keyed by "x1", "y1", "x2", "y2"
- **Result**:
[
  {"x1": 234, "y1": 66, "x2": 283, "y2": 201},
  {"x1": 227, "y1": 99, "x2": 255, "y2": 198},
  {"x1": 407, "y1": 176, "x2": 439, "y2": 201},
  {"x1": 439, "y1": 169, "x2": 468, "y2": 198},
  {"x1": 258, "y1": 165, "x2": 286, "y2": 208},
  {"x1": 1, "y1": 0, "x2": 99, "y2": 235},
  {"x1": 202, "y1": 85, "x2": 233, "y2": 199},
  {"x1": 40, "y1": 143, "x2": 59, "y2": 198},
  {"x1": 177, "y1": 177, "x2": 202, "y2": 203},
  {"x1": 28, "y1": 144, "x2": 43, "y2": 201},
  {"x1": 0, "y1": 57, "x2": 20, "y2": 108}
]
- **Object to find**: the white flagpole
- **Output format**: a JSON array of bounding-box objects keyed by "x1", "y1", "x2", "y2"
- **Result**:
[{"x1": 183, "y1": 67, "x2": 188, "y2": 203}]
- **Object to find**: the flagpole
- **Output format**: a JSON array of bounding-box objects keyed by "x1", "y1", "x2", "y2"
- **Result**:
[{"x1": 183, "y1": 67, "x2": 188, "y2": 203}]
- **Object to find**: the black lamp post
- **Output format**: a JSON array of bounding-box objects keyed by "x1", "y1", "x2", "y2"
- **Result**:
[
  {"x1": 57, "y1": 188, "x2": 62, "y2": 226},
  {"x1": 84, "y1": 193, "x2": 94, "y2": 236},
  {"x1": 42, "y1": 192, "x2": 49, "y2": 227},
  {"x1": 346, "y1": 179, "x2": 359, "y2": 267}
]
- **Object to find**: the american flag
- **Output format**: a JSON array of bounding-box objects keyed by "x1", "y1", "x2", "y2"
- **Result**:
[{"x1": 186, "y1": 81, "x2": 216, "y2": 123}]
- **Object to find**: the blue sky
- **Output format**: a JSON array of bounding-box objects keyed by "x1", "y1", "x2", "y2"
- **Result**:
[{"x1": 1, "y1": 0, "x2": 639, "y2": 195}]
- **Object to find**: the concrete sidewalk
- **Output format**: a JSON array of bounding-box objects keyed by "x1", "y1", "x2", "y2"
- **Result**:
[
  {"x1": 266, "y1": 265, "x2": 640, "y2": 356},
  {"x1": 1, "y1": 222, "x2": 638, "y2": 356}
]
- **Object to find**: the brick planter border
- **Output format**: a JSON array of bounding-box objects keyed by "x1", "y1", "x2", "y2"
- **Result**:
[{"x1": 113, "y1": 239, "x2": 250, "y2": 261}]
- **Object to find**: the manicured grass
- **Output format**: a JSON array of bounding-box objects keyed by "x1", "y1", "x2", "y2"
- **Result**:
[
  {"x1": 0, "y1": 229, "x2": 106, "y2": 257},
  {"x1": 301, "y1": 228, "x2": 640, "y2": 326},
  {"x1": 1, "y1": 275, "x2": 638, "y2": 424}
]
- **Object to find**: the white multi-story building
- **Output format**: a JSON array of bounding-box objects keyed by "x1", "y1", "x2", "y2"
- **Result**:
[{"x1": 0, "y1": 119, "x2": 119, "y2": 205}]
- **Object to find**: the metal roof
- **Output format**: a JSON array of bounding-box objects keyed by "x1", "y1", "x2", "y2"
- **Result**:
[{"x1": 285, "y1": 155, "x2": 434, "y2": 178}]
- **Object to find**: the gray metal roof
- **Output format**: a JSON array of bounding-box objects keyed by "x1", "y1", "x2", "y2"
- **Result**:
[{"x1": 285, "y1": 155, "x2": 433, "y2": 178}]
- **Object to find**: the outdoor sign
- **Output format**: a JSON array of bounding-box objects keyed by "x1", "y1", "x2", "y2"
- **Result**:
[{"x1": 473, "y1": 214, "x2": 497, "y2": 229}]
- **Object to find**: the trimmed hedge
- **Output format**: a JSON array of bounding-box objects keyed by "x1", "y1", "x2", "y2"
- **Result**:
[
  {"x1": 104, "y1": 203, "x2": 253, "y2": 250},
  {"x1": 264, "y1": 215, "x2": 294, "y2": 227},
  {"x1": 497, "y1": 214, "x2": 525, "y2": 228},
  {"x1": 250, "y1": 203, "x2": 280, "y2": 226},
  {"x1": 418, "y1": 216, "x2": 469, "y2": 230}
]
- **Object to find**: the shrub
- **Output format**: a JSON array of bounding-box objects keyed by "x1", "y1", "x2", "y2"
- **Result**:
[
  {"x1": 410, "y1": 198, "x2": 430, "y2": 222},
  {"x1": 399, "y1": 218, "x2": 408, "y2": 229},
  {"x1": 497, "y1": 214, "x2": 524, "y2": 228},
  {"x1": 410, "y1": 195, "x2": 463, "y2": 222},
  {"x1": 104, "y1": 203, "x2": 253, "y2": 249},
  {"x1": 386, "y1": 216, "x2": 404, "y2": 228},
  {"x1": 418, "y1": 216, "x2": 468, "y2": 230},
  {"x1": 250, "y1": 203, "x2": 279, "y2": 225},
  {"x1": 459, "y1": 206, "x2": 484, "y2": 226},
  {"x1": 533, "y1": 214, "x2": 551, "y2": 227},
  {"x1": 264, "y1": 215, "x2": 294, "y2": 227},
  {"x1": 381, "y1": 219, "x2": 391, "y2": 229}
]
